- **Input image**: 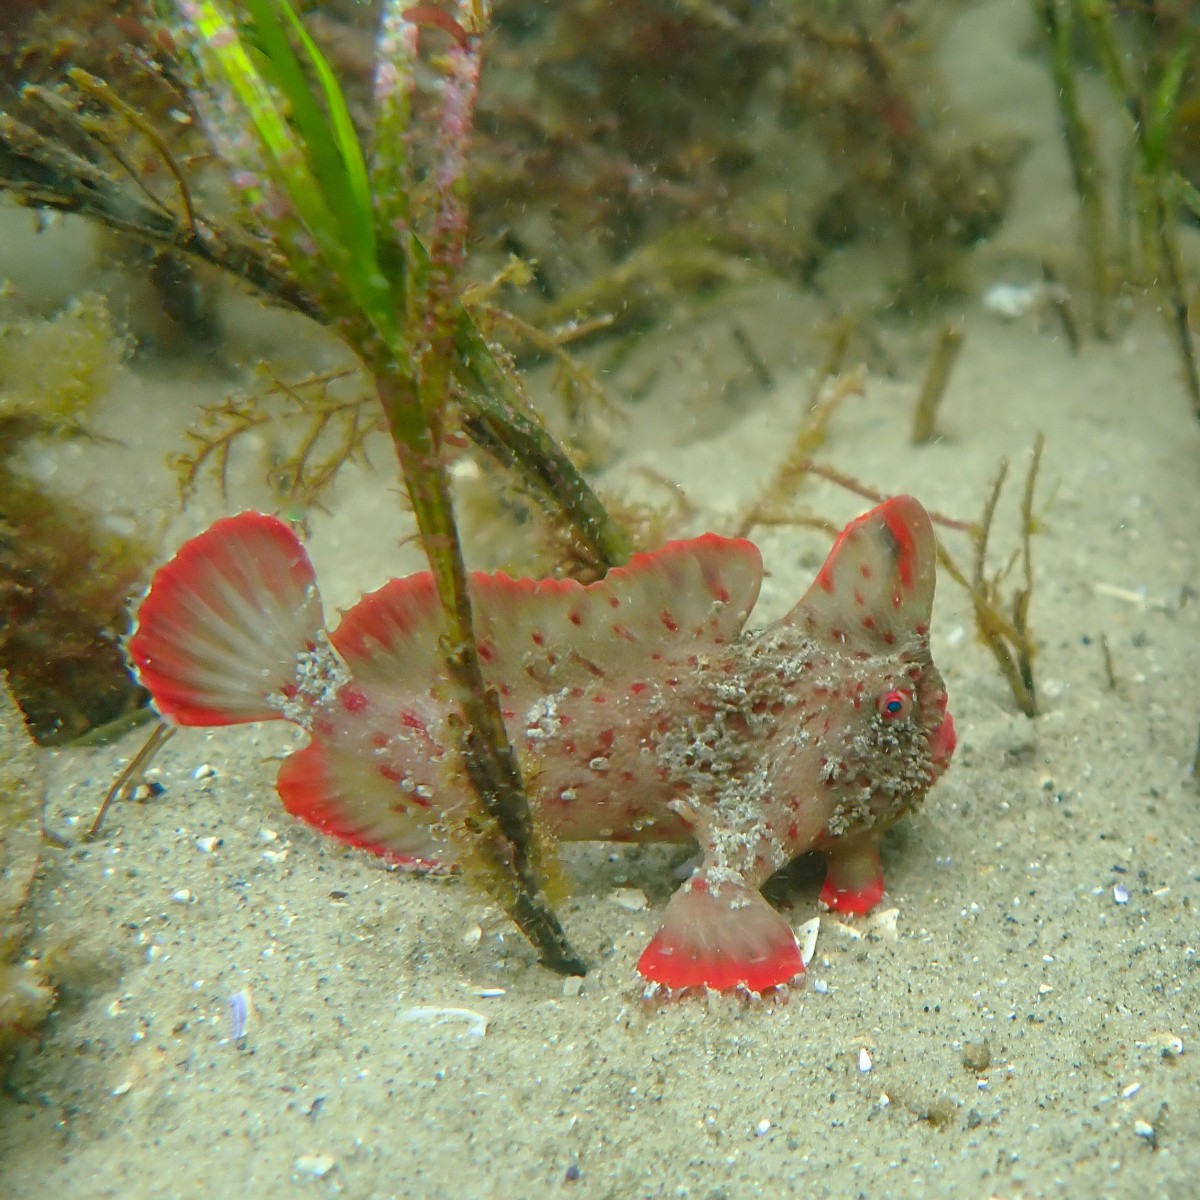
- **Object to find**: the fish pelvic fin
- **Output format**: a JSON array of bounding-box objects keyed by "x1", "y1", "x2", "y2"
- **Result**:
[{"x1": 637, "y1": 873, "x2": 805, "y2": 994}]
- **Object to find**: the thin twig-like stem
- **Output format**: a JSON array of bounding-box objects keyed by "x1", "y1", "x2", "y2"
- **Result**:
[
  {"x1": 376, "y1": 364, "x2": 585, "y2": 975},
  {"x1": 67, "y1": 68, "x2": 198, "y2": 234},
  {"x1": 1033, "y1": 0, "x2": 1109, "y2": 337},
  {"x1": 792, "y1": 459, "x2": 974, "y2": 534},
  {"x1": 965, "y1": 435, "x2": 1043, "y2": 718},
  {"x1": 86, "y1": 721, "x2": 176, "y2": 840},
  {"x1": 911, "y1": 321, "x2": 964, "y2": 445}
]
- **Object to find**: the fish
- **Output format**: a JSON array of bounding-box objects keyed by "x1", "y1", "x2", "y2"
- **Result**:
[{"x1": 127, "y1": 495, "x2": 955, "y2": 994}]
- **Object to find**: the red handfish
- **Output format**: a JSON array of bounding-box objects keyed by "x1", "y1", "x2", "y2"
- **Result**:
[{"x1": 128, "y1": 495, "x2": 955, "y2": 994}]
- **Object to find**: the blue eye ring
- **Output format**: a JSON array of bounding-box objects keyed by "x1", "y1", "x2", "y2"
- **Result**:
[{"x1": 877, "y1": 689, "x2": 913, "y2": 720}]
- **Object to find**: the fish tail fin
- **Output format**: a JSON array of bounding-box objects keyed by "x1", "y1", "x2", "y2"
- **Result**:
[
  {"x1": 128, "y1": 512, "x2": 329, "y2": 726},
  {"x1": 636, "y1": 873, "x2": 805, "y2": 994}
]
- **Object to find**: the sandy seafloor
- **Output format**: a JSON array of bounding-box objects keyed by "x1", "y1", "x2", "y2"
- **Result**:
[{"x1": 3, "y1": 4, "x2": 1200, "y2": 1198}]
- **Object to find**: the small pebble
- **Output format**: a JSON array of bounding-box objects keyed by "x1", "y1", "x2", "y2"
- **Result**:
[
  {"x1": 961, "y1": 1040, "x2": 991, "y2": 1073},
  {"x1": 865, "y1": 908, "x2": 899, "y2": 941},
  {"x1": 609, "y1": 887, "x2": 647, "y2": 911},
  {"x1": 192, "y1": 763, "x2": 218, "y2": 781},
  {"x1": 170, "y1": 888, "x2": 193, "y2": 904},
  {"x1": 795, "y1": 917, "x2": 820, "y2": 966},
  {"x1": 111, "y1": 1080, "x2": 132, "y2": 1096},
  {"x1": 1121, "y1": 1082, "x2": 1141, "y2": 1100},
  {"x1": 754, "y1": 1118, "x2": 771, "y2": 1137},
  {"x1": 561, "y1": 976, "x2": 584, "y2": 998},
  {"x1": 1113, "y1": 884, "x2": 1130, "y2": 905},
  {"x1": 399, "y1": 1006, "x2": 488, "y2": 1038},
  {"x1": 982, "y1": 280, "x2": 1039, "y2": 319},
  {"x1": 1133, "y1": 1119, "x2": 1157, "y2": 1148},
  {"x1": 194, "y1": 836, "x2": 221, "y2": 854},
  {"x1": 858, "y1": 1048, "x2": 873, "y2": 1073},
  {"x1": 294, "y1": 1154, "x2": 336, "y2": 1178},
  {"x1": 229, "y1": 989, "x2": 252, "y2": 1041}
]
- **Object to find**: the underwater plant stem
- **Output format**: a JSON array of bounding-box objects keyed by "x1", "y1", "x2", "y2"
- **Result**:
[
  {"x1": 1034, "y1": 0, "x2": 1109, "y2": 337},
  {"x1": 87, "y1": 721, "x2": 175, "y2": 839},
  {"x1": 0, "y1": 118, "x2": 627, "y2": 564},
  {"x1": 454, "y1": 315, "x2": 632, "y2": 570},
  {"x1": 911, "y1": 321, "x2": 963, "y2": 445},
  {"x1": 375, "y1": 365, "x2": 586, "y2": 976},
  {"x1": 1140, "y1": 179, "x2": 1200, "y2": 419},
  {"x1": 0, "y1": 113, "x2": 323, "y2": 320},
  {"x1": 1073, "y1": 0, "x2": 1200, "y2": 420},
  {"x1": 968, "y1": 438, "x2": 1042, "y2": 719}
]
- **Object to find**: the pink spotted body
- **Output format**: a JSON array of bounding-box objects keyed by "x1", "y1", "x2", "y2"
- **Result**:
[{"x1": 129, "y1": 496, "x2": 955, "y2": 994}]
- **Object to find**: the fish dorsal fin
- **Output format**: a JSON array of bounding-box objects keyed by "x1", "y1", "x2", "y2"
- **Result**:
[
  {"x1": 784, "y1": 495, "x2": 936, "y2": 654},
  {"x1": 330, "y1": 535, "x2": 762, "y2": 692}
]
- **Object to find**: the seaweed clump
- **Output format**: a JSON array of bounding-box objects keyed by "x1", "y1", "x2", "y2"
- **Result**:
[
  {"x1": 0, "y1": 675, "x2": 54, "y2": 1063},
  {"x1": 1034, "y1": 0, "x2": 1200, "y2": 417},
  {"x1": 269, "y1": 1, "x2": 1018, "y2": 334},
  {"x1": 0, "y1": 294, "x2": 150, "y2": 742}
]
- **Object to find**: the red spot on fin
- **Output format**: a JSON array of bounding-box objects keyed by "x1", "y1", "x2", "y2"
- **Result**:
[
  {"x1": 882, "y1": 505, "x2": 918, "y2": 592},
  {"x1": 400, "y1": 709, "x2": 428, "y2": 734}
]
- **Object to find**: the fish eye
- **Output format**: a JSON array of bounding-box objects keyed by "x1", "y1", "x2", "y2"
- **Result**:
[{"x1": 876, "y1": 688, "x2": 913, "y2": 720}]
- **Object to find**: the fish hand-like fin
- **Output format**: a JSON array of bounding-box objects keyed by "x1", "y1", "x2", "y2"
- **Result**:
[{"x1": 636, "y1": 873, "x2": 805, "y2": 994}]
